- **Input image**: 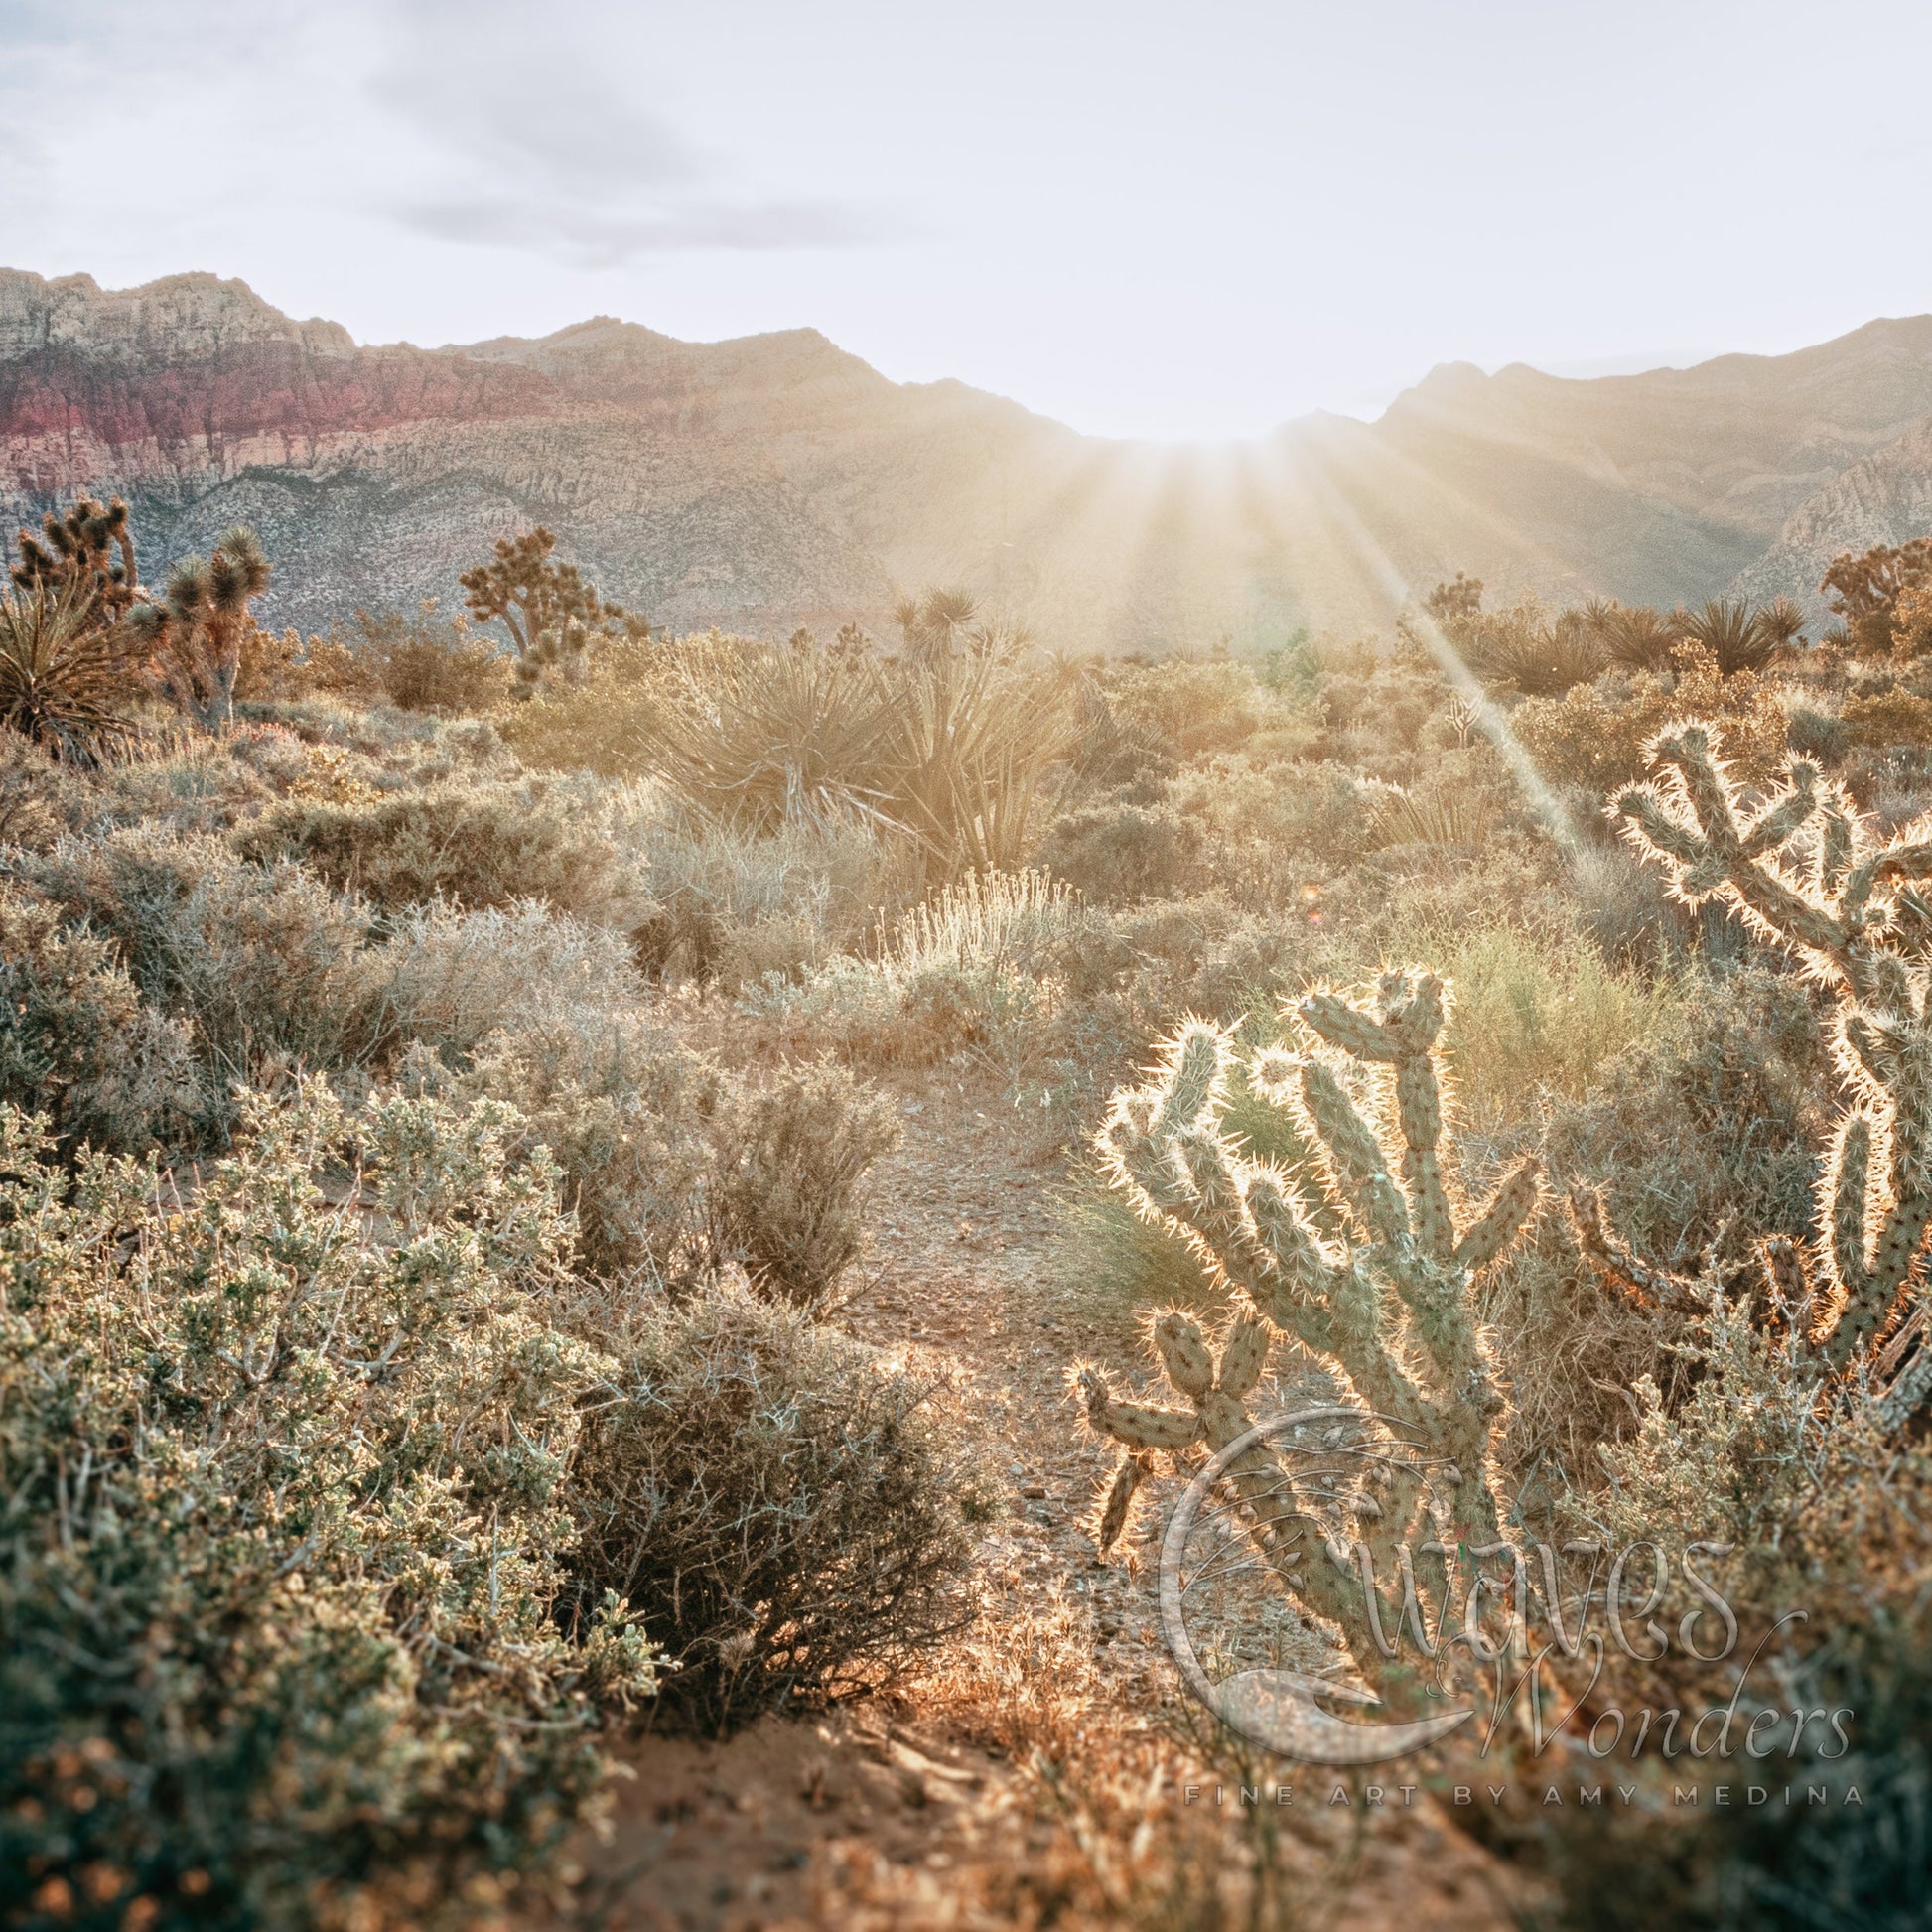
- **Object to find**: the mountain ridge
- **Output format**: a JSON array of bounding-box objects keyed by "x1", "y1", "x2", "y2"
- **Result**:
[{"x1": 5, "y1": 266, "x2": 1932, "y2": 650}]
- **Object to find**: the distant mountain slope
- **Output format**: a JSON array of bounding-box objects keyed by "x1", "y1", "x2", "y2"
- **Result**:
[{"x1": 6, "y1": 268, "x2": 1932, "y2": 649}]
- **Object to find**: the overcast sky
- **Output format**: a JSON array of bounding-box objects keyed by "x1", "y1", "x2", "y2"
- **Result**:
[{"x1": 3, "y1": 0, "x2": 1929, "y2": 440}]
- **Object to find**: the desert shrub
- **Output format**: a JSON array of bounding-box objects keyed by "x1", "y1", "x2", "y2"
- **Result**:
[
  {"x1": 1541, "y1": 964, "x2": 1822, "y2": 1270},
  {"x1": 375, "y1": 900, "x2": 646, "y2": 1063},
  {"x1": 465, "y1": 1009, "x2": 727, "y2": 1290},
  {"x1": 1822, "y1": 535, "x2": 1932, "y2": 657},
  {"x1": 0, "y1": 885, "x2": 197, "y2": 1151},
  {"x1": 460, "y1": 1005, "x2": 897, "y2": 1301},
  {"x1": 234, "y1": 781, "x2": 623, "y2": 921},
  {"x1": 0, "y1": 1085, "x2": 656, "y2": 1931},
  {"x1": 0, "y1": 735, "x2": 96, "y2": 851},
  {"x1": 1514, "y1": 648, "x2": 1790, "y2": 794},
  {"x1": 1535, "y1": 1585, "x2": 1932, "y2": 1930},
  {"x1": 566, "y1": 1284, "x2": 980, "y2": 1732},
  {"x1": 1099, "y1": 658, "x2": 1264, "y2": 762},
  {"x1": 26, "y1": 828, "x2": 387, "y2": 1127},
  {"x1": 495, "y1": 632, "x2": 663, "y2": 776},
  {"x1": 1035, "y1": 799, "x2": 1204, "y2": 903},
  {"x1": 1840, "y1": 686, "x2": 1932, "y2": 749},
  {"x1": 1179, "y1": 759, "x2": 1381, "y2": 878},
  {"x1": 347, "y1": 602, "x2": 514, "y2": 714},
  {"x1": 615, "y1": 803, "x2": 911, "y2": 983},
  {"x1": 1785, "y1": 704, "x2": 1849, "y2": 763},
  {"x1": 1389, "y1": 917, "x2": 1687, "y2": 1133},
  {"x1": 1893, "y1": 579, "x2": 1932, "y2": 660},
  {"x1": 708, "y1": 1058, "x2": 899, "y2": 1307},
  {"x1": 743, "y1": 869, "x2": 1080, "y2": 1075}
]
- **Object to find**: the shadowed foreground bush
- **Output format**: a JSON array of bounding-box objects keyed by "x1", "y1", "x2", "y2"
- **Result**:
[
  {"x1": 0, "y1": 1084, "x2": 656, "y2": 1931},
  {"x1": 567, "y1": 1285, "x2": 984, "y2": 1733}
]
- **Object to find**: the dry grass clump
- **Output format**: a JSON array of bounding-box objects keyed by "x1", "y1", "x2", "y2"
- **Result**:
[{"x1": 566, "y1": 1284, "x2": 985, "y2": 1732}]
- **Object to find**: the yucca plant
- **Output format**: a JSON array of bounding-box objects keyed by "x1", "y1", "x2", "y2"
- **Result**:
[
  {"x1": 1677, "y1": 597, "x2": 1789, "y2": 676},
  {"x1": 0, "y1": 583, "x2": 143, "y2": 759},
  {"x1": 874, "y1": 589, "x2": 1080, "y2": 881},
  {"x1": 1456, "y1": 600, "x2": 1606, "y2": 696},
  {"x1": 646, "y1": 632, "x2": 898, "y2": 833},
  {"x1": 1584, "y1": 597, "x2": 1678, "y2": 672}
]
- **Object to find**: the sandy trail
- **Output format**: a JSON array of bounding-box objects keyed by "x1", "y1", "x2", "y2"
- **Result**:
[{"x1": 549, "y1": 1065, "x2": 1521, "y2": 1931}]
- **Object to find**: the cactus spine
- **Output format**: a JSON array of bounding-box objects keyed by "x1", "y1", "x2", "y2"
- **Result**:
[
  {"x1": 1601, "y1": 721, "x2": 1932, "y2": 1428},
  {"x1": 1079, "y1": 974, "x2": 1542, "y2": 1680}
]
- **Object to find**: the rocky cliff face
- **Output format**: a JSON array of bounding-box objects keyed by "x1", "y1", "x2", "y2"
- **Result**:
[{"x1": 6, "y1": 267, "x2": 1932, "y2": 649}]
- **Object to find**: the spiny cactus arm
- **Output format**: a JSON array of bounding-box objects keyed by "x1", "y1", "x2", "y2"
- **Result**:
[
  {"x1": 1613, "y1": 730, "x2": 1850, "y2": 971},
  {"x1": 1451, "y1": 1157, "x2": 1543, "y2": 1273},
  {"x1": 1300, "y1": 992, "x2": 1403, "y2": 1063},
  {"x1": 1215, "y1": 1312, "x2": 1270, "y2": 1398},
  {"x1": 1093, "y1": 1452, "x2": 1150, "y2": 1554},
  {"x1": 1394, "y1": 1052, "x2": 1453, "y2": 1260},
  {"x1": 1298, "y1": 1058, "x2": 1410, "y2": 1247},
  {"x1": 1078, "y1": 1367, "x2": 1204, "y2": 1450},
  {"x1": 1566, "y1": 1185, "x2": 1704, "y2": 1314},
  {"x1": 1813, "y1": 1111, "x2": 1932, "y2": 1367}
]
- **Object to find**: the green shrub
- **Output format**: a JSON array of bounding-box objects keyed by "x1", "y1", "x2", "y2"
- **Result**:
[
  {"x1": 375, "y1": 901, "x2": 646, "y2": 1063},
  {"x1": 1535, "y1": 1602, "x2": 1932, "y2": 1930},
  {"x1": 1100, "y1": 658, "x2": 1264, "y2": 761},
  {"x1": 466, "y1": 1019, "x2": 897, "y2": 1304},
  {"x1": 0, "y1": 885, "x2": 197, "y2": 1152},
  {"x1": 234, "y1": 782, "x2": 622, "y2": 921},
  {"x1": 0, "y1": 1085, "x2": 656, "y2": 1931},
  {"x1": 566, "y1": 1284, "x2": 981, "y2": 1733}
]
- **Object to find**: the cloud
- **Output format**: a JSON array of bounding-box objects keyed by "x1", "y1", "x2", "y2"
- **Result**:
[
  {"x1": 397, "y1": 195, "x2": 896, "y2": 267},
  {"x1": 365, "y1": 9, "x2": 893, "y2": 261}
]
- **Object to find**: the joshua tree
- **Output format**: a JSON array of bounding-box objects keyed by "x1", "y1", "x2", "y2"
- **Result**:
[
  {"x1": 1586, "y1": 722, "x2": 1932, "y2": 1429},
  {"x1": 12, "y1": 495, "x2": 140, "y2": 629},
  {"x1": 1079, "y1": 972, "x2": 1542, "y2": 1689},
  {"x1": 458, "y1": 527, "x2": 645, "y2": 699},
  {"x1": 128, "y1": 527, "x2": 272, "y2": 732},
  {"x1": 1822, "y1": 537, "x2": 1932, "y2": 656}
]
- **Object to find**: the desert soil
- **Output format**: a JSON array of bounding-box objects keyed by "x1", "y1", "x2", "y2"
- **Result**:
[{"x1": 538, "y1": 1063, "x2": 1527, "y2": 1932}]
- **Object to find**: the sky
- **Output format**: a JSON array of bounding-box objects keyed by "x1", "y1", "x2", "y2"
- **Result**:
[{"x1": 3, "y1": 0, "x2": 1930, "y2": 441}]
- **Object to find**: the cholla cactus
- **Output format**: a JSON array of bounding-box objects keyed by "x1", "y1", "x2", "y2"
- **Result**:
[
  {"x1": 1080, "y1": 970, "x2": 1542, "y2": 1654},
  {"x1": 1600, "y1": 720, "x2": 1932, "y2": 1427}
]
